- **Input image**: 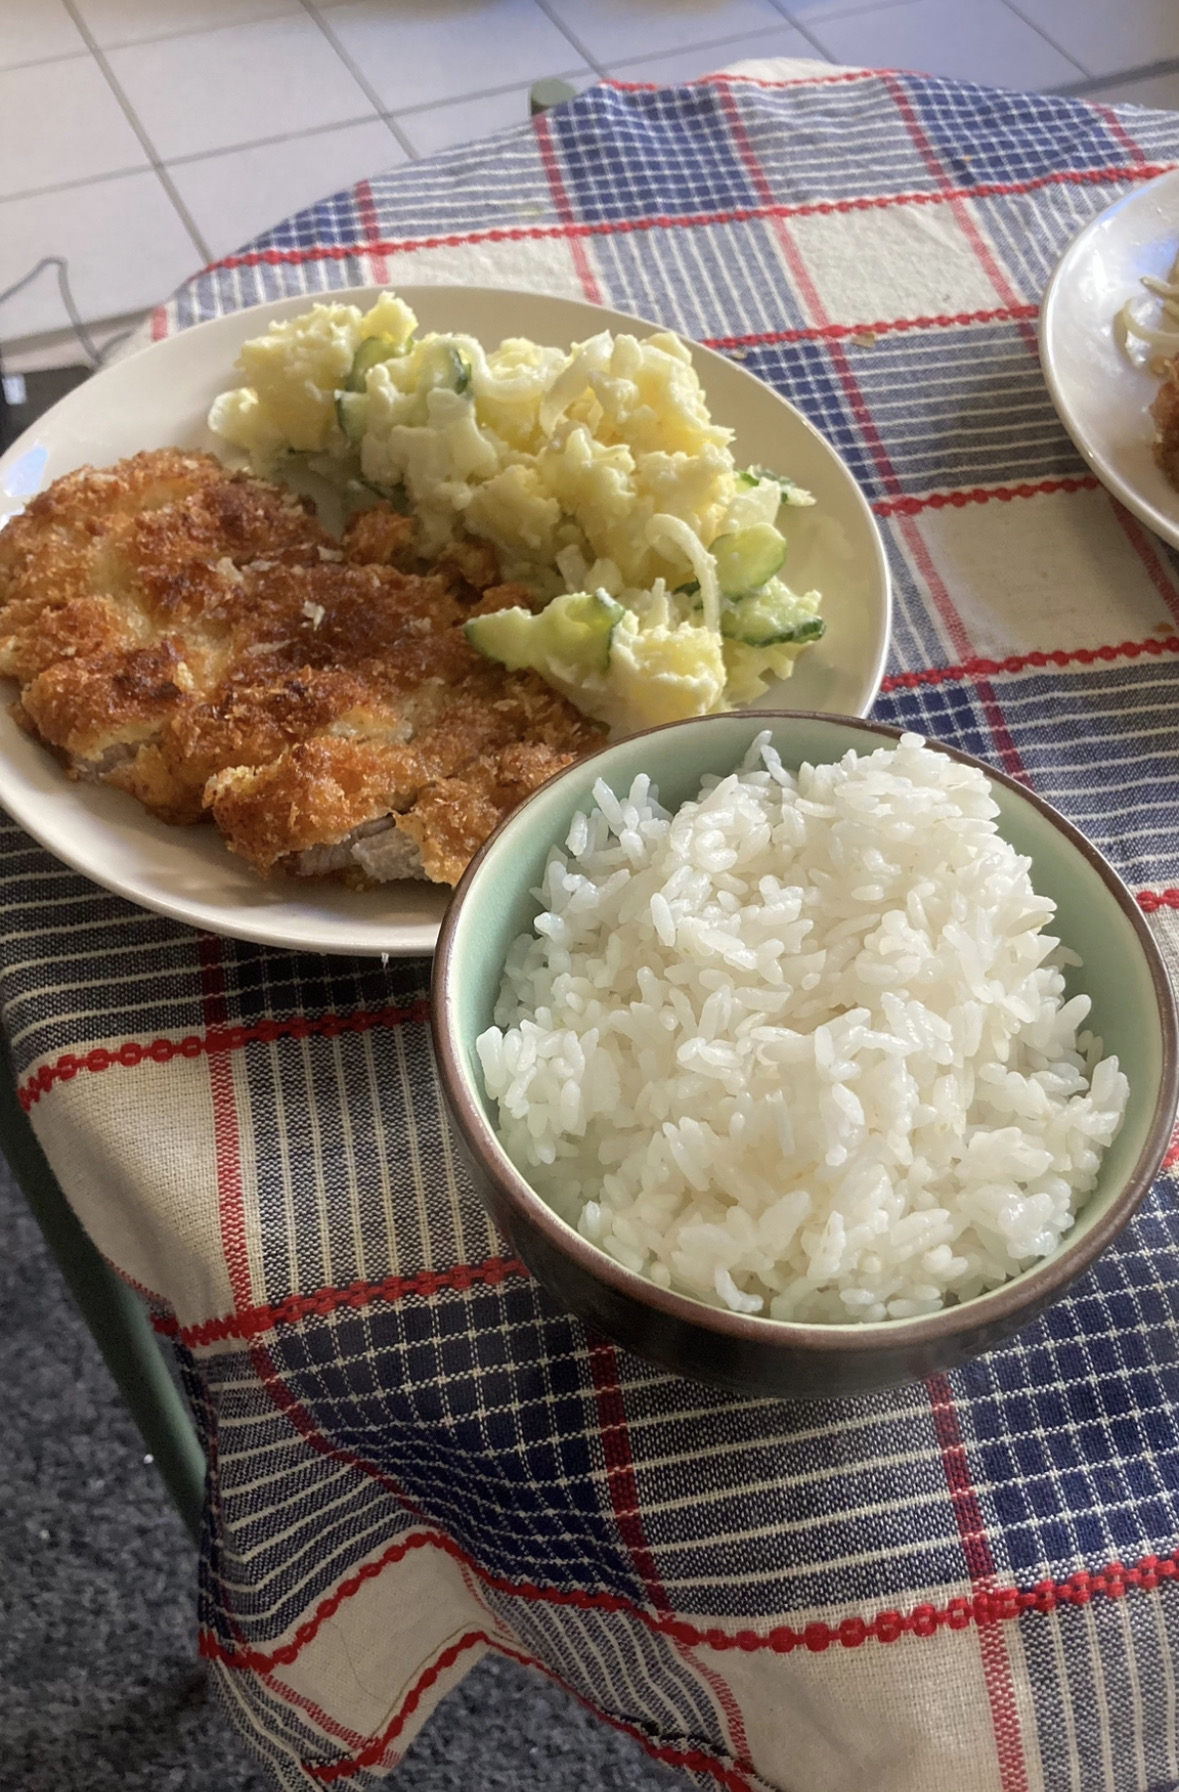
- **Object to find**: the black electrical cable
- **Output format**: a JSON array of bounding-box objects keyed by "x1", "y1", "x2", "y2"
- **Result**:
[{"x1": 0, "y1": 258, "x2": 118, "y2": 369}]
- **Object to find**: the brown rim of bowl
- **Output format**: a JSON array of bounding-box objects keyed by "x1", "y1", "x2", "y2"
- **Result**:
[{"x1": 433, "y1": 711, "x2": 1179, "y2": 1352}]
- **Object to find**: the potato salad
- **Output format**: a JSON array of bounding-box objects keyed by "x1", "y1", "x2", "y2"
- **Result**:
[{"x1": 208, "y1": 291, "x2": 824, "y2": 732}]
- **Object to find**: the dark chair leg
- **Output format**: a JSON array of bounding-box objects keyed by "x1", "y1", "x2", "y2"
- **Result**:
[
  {"x1": 530, "y1": 78, "x2": 579, "y2": 115},
  {"x1": 0, "y1": 1061, "x2": 206, "y2": 1544}
]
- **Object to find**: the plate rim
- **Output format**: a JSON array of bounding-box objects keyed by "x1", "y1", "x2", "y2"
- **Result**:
[
  {"x1": 1039, "y1": 166, "x2": 1179, "y2": 552},
  {"x1": 0, "y1": 283, "x2": 892, "y2": 956}
]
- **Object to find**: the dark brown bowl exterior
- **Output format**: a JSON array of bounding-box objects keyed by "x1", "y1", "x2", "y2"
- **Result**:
[
  {"x1": 442, "y1": 1122, "x2": 1101, "y2": 1399},
  {"x1": 433, "y1": 711, "x2": 1179, "y2": 1400}
]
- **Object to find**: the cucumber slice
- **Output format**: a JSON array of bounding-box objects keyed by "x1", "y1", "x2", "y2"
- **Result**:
[
  {"x1": 336, "y1": 390, "x2": 368, "y2": 443},
  {"x1": 720, "y1": 589, "x2": 826, "y2": 648},
  {"x1": 466, "y1": 590, "x2": 624, "y2": 676},
  {"x1": 345, "y1": 336, "x2": 405, "y2": 393},
  {"x1": 464, "y1": 607, "x2": 538, "y2": 671},
  {"x1": 710, "y1": 524, "x2": 787, "y2": 598},
  {"x1": 418, "y1": 340, "x2": 472, "y2": 396},
  {"x1": 738, "y1": 466, "x2": 815, "y2": 506}
]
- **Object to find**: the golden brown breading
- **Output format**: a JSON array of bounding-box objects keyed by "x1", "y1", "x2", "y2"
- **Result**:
[
  {"x1": 1152, "y1": 361, "x2": 1179, "y2": 493},
  {"x1": 0, "y1": 449, "x2": 604, "y2": 885}
]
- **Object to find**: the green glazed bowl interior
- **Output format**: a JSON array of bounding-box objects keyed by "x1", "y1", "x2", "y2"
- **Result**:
[{"x1": 438, "y1": 712, "x2": 1178, "y2": 1370}]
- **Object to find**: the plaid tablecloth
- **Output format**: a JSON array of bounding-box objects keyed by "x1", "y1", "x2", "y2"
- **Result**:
[{"x1": 8, "y1": 57, "x2": 1179, "y2": 1792}]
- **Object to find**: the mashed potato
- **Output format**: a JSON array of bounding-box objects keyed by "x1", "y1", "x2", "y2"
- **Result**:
[{"x1": 209, "y1": 291, "x2": 824, "y2": 732}]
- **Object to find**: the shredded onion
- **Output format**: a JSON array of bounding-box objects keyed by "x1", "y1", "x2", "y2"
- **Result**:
[{"x1": 1116, "y1": 246, "x2": 1179, "y2": 372}]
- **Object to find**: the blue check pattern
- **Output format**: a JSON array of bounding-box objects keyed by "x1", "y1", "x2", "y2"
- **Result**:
[{"x1": 5, "y1": 63, "x2": 1179, "y2": 1792}]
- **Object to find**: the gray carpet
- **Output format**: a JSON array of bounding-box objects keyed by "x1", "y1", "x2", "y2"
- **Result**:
[{"x1": 0, "y1": 1152, "x2": 686, "y2": 1791}]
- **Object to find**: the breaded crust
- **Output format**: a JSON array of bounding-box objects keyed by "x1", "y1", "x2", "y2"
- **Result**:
[
  {"x1": 0, "y1": 449, "x2": 603, "y2": 884},
  {"x1": 1152, "y1": 360, "x2": 1179, "y2": 492}
]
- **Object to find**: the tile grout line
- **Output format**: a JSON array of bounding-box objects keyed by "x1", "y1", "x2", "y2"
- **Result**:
[
  {"x1": 604, "y1": 20, "x2": 834, "y2": 77},
  {"x1": 166, "y1": 112, "x2": 387, "y2": 167},
  {"x1": 2, "y1": 113, "x2": 409, "y2": 210},
  {"x1": 998, "y1": 0, "x2": 1090, "y2": 80},
  {"x1": 387, "y1": 69, "x2": 588, "y2": 123},
  {"x1": 297, "y1": 0, "x2": 417, "y2": 161},
  {"x1": 0, "y1": 46, "x2": 93, "y2": 74},
  {"x1": 55, "y1": 0, "x2": 213, "y2": 264},
  {"x1": 1, "y1": 161, "x2": 162, "y2": 210},
  {"x1": 1051, "y1": 53, "x2": 1179, "y2": 99},
  {"x1": 529, "y1": 0, "x2": 609, "y2": 79}
]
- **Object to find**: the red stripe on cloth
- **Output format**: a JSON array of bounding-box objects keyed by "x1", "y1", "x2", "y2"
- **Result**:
[
  {"x1": 532, "y1": 109, "x2": 603, "y2": 304},
  {"x1": 152, "y1": 1254, "x2": 529, "y2": 1347},
  {"x1": 203, "y1": 163, "x2": 1175, "y2": 276},
  {"x1": 150, "y1": 305, "x2": 169, "y2": 341},
  {"x1": 717, "y1": 87, "x2": 907, "y2": 511},
  {"x1": 200, "y1": 935, "x2": 253, "y2": 1312},
  {"x1": 928, "y1": 1375, "x2": 1030, "y2": 1792},
  {"x1": 882, "y1": 633, "x2": 1179, "y2": 690},
  {"x1": 200, "y1": 1521, "x2": 1179, "y2": 1675},
  {"x1": 265, "y1": 1668, "x2": 373, "y2": 1755},
  {"x1": 18, "y1": 997, "x2": 430, "y2": 1110},
  {"x1": 873, "y1": 476, "x2": 1101, "y2": 516},
  {"x1": 295, "y1": 1629, "x2": 760, "y2": 1789},
  {"x1": 354, "y1": 178, "x2": 388, "y2": 285},
  {"x1": 299, "y1": 1630, "x2": 489, "y2": 1783},
  {"x1": 703, "y1": 302, "x2": 1040, "y2": 349},
  {"x1": 1109, "y1": 498, "x2": 1179, "y2": 628},
  {"x1": 719, "y1": 83, "x2": 1028, "y2": 781},
  {"x1": 1140, "y1": 888, "x2": 1179, "y2": 914},
  {"x1": 1163, "y1": 1123, "x2": 1179, "y2": 1170},
  {"x1": 895, "y1": 510, "x2": 1031, "y2": 786},
  {"x1": 588, "y1": 1334, "x2": 673, "y2": 1616},
  {"x1": 604, "y1": 67, "x2": 882, "y2": 95},
  {"x1": 882, "y1": 72, "x2": 1030, "y2": 335},
  {"x1": 1093, "y1": 102, "x2": 1148, "y2": 169}
]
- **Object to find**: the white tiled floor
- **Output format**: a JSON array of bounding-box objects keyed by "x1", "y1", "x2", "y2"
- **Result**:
[{"x1": 2, "y1": 0, "x2": 1178, "y2": 364}]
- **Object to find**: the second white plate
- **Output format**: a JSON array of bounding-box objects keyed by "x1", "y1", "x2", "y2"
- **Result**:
[
  {"x1": 1041, "y1": 167, "x2": 1179, "y2": 550},
  {"x1": 0, "y1": 285, "x2": 891, "y2": 956}
]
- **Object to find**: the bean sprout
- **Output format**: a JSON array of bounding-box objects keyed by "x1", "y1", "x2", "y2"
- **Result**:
[{"x1": 1116, "y1": 246, "x2": 1179, "y2": 372}]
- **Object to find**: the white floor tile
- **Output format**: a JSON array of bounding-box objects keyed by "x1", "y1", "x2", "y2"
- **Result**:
[
  {"x1": 782, "y1": 0, "x2": 913, "y2": 24},
  {"x1": 1006, "y1": 0, "x2": 1179, "y2": 79},
  {"x1": 546, "y1": 0, "x2": 790, "y2": 64},
  {"x1": 168, "y1": 119, "x2": 406, "y2": 261},
  {"x1": 396, "y1": 74, "x2": 592, "y2": 158},
  {"x1": 0, "y1": 55, "x2": 148, "y2": 200},
  {"x1": 105, "y1": 15, "x2": 377, "y2": 162},
  {"x1": 74, "y1": 0, "x2": 302, "y2": 49},
  {"x1": 804, "y1": 0, "x2": 1083, "y2": 89},
  {"x1": 322, "y1": 0, "x2": 591, "y2": 112},
  {"x1": 0, "y1": 171, "x2": 200, "y2": 339},
  {"x1": 0, "y1": 0, "x2": 87, "y2": 69},
  {"x1": 1081, "y1": 69, "x2": 1179, "y2": 112},
  {"x1": 608, "y1": 24, "x2": 824, "y2": 83}
]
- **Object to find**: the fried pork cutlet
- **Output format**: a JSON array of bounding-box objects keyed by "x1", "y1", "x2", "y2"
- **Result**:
[
  {"x1": 1152, "y1": 360, "x2": 1179, "y2": 493},
  {"x1": 0, "y1": 449, "x2": 604, "y2": 886}
]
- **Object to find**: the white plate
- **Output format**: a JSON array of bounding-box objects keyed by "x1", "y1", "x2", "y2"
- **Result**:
[
  {"x1": 0, "y1": 286, "x2": 891, "y2": 956},
  {"x1": 1041, "y1": 167, "x2": 1179, "y2": 549}
]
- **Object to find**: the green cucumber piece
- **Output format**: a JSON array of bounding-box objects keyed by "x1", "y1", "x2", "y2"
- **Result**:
[
  {"x1": 336, "y1": 390, "x2": 368, "y2": 443},
  {"x1": 466, "y1": 590, "x2": 624, "y2": 676},
  {"x1": 710, "y1": 524, "x2": 787, "y2": 599},
  {"x1": 418, "y1": 340, "x2": 472, "y2": 397},
  {"x1": 345, "y1": 335, "x2": 405, "y2": 393},
  {"x1": 720, "y1": 590, "x2": 825, "y2": 648}
]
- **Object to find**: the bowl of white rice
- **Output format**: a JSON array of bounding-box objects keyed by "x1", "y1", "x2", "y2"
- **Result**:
[{"x1": 433, "y1": 714, "x2": 1178, "y2": 1397}]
